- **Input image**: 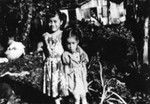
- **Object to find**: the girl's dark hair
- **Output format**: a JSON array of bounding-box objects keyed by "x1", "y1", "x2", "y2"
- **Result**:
[
  {"x1": 62, "y1": 27, "x2": 82, "y2": 50},
  {"x1": 61, "y1": 12, "x2": 67, "y2": 29},
  {"x1": 46, "y1": 9, "x2": 62, "y2": 21},
  {"x1": 45, "y1": 9, "x2": 66, "y2": 31}
]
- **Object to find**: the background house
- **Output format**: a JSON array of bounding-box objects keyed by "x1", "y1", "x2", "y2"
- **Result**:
[{"x1": 61, "y1": 0, "x2": 126, "y2": 25}]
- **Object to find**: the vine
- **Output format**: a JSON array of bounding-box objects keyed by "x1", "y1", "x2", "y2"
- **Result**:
[{"x1": 21, "y1": 0, "x2": 33, "y2": 52}]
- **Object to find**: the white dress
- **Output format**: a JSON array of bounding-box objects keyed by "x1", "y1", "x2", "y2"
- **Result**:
[
  {"x1": 61, "y1": 46, "x2": 89, "y2": 97},
  {"x1": 42, "y1": 30, "x2": 64, "y2": 97}
]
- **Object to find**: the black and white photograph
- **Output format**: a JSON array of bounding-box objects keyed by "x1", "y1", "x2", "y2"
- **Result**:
[{"x1": 0, "y1": 0, "x2": 150, "y2": 104}]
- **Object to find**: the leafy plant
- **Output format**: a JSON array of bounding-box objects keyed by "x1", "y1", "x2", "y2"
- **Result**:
[{"x1": 87, "y1": 54, "x2": 130, "y2": 104}]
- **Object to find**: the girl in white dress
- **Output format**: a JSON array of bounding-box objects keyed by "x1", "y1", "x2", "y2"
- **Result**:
[{"x1": 37, "y1": 10, "x2": 64, "y2": 104}]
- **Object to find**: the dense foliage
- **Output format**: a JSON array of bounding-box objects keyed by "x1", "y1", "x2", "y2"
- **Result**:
[
  {"x1": 0, "y1": 22, "x2": 150, "y2": 104},
  {"x1": 0, "y1": 54, "x2": 43, "y2": 90},
  {"x1": 0, "y1": 0, "x2": 150, "y2": 104}
]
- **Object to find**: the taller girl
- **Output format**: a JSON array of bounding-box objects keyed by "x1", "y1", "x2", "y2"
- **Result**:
[{"x1": 37, "y1": 9, "x2": 64, "y2": 104}]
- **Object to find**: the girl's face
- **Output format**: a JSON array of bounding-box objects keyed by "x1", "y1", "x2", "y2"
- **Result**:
[
  {"x1": 48, "y1": 14, "x2": 62, "y2": 32},
  {"x1": 67, "y1": 36, "x2": 79, "y2": 53}
]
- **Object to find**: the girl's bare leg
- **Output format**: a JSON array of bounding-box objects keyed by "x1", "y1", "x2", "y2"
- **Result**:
[
  {"x1": 74, "y1": 98, "x2": 80, "y2": 104},
  {"x1": 55, "y1": 97, "x2": 61, "y2": 104},
  {"x1": 81, "y1": 96, "x2": 87, "y2": 104},
  {"x1": 81, "y1": 94, "x2": 88, "y2": 104},
  {"x1": 74, "y1": 94, "x2": 80, "y2": 104}
]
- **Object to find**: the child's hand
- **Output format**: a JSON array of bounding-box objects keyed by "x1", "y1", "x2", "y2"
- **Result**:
[
  {"x1": 43, "y1": 32, "x2": 52, "y2": 52},
  {"x1": 43, "y1": 32, "x2": 49, "y2": 38},
  {"x1": 37, "y1": 42, "x2": 43, "y2": 52},
  {"x1": 62, "y1": 52, "x2": 70, "y2": 65},
  {"x1": 43, "y1": 32, "x2": 49, "y2": 43}
]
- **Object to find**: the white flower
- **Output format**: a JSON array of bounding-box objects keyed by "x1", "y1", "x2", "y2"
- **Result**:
[{"x1": 5, "y1": 41, "x2": 25, "y2": 60}]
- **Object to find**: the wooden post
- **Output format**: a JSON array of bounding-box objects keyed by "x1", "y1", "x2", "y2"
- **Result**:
[
  {"x1": 143, "y1": 17, "x2": 149, "y2": 65},
  {"x1": 107, "y1": 0, "x2": 110, "y2": 24}
]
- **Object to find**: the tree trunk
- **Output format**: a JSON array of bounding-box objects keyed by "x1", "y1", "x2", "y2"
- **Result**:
[{"x1": 143, "y1": 17, "x2": 149, "y2": 65}]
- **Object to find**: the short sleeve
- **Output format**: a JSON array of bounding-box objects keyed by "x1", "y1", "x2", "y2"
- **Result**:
[
  {"x1": 77, "y1": 46, "x2": 89, "y2": 64},
  {"x1": 81, "y1": 52, "x2": 89, "y2": 64}
]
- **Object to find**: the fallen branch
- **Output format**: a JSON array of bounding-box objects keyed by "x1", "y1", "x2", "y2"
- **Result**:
[{"x1": 0, "y1": 71, "x2": 30, "y2": 77}]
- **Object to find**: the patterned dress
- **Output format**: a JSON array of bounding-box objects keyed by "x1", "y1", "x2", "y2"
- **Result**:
[
  {"x1": 61, "y1": 46, "x2": 89, "y2": 97},
  {"x1": 42, "y1": 30, "x2": 64, "y2": 97}
]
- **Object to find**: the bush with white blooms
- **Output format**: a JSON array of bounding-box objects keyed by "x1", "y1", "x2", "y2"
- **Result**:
[{"x1": 5, "y1": 40, "x2": 25, "y2": 60}]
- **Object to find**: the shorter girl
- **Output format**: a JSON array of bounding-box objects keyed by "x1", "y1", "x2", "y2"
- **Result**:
[{"x1": 61, "y1": 28, "x2": 89, "y2": 104}]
